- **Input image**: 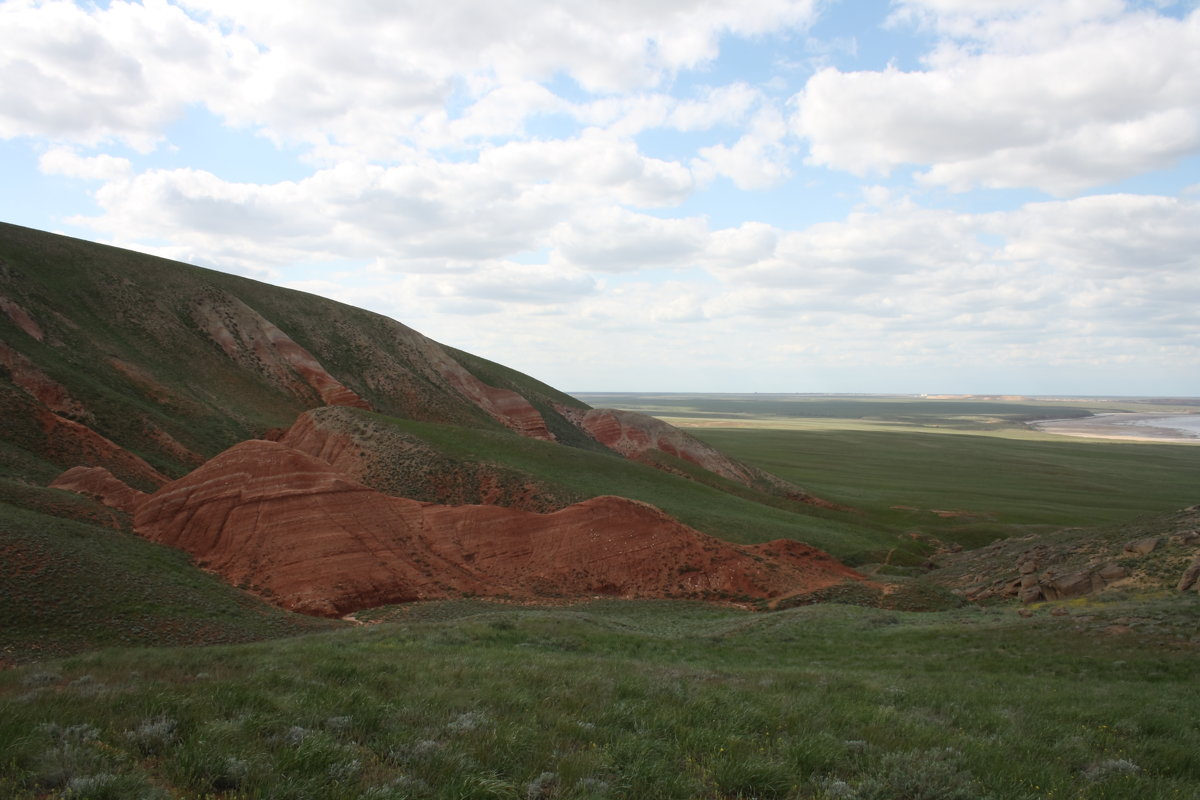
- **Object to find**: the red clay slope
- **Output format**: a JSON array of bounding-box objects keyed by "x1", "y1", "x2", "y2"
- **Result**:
[
  {"x1": 194, "y1": 292, "x2": 371, "y2": 410},
  {"x1": 557, "y1": 405, "x2": 842, "y2": 508},
  {"x1": 113, "y1": 439, "x2": 862, "y2": 617}
]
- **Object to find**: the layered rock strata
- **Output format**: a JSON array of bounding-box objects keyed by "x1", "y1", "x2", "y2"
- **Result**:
[
  {"x1": 556, "y1": 404, "x2": 841, "y2": 508},
  {"x1": 55, "y1": 439, "x2": 864, "y2": 617}
]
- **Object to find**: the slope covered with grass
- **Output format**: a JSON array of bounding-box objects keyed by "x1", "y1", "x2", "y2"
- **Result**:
[
  {"x1": 2, "y1": 598, "x2": 1197, "y2": 799},
  {"x1": 0, "y1": 501, "x2": 339, "y2": 665},
  {"x1": 359, "y1": 412, "x2": 887, "y2": 556}
]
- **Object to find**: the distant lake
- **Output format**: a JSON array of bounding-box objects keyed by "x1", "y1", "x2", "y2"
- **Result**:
[
  {"x1": 1033, "y1": 412, "x2": 1200, "y2": 442},
  {"x1": 1127, "y1": 414, "x2": 1200, "y2": 437}
]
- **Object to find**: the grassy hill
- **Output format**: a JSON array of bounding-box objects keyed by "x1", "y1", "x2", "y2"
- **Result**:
[{"x1": 0, "y1": 223, "x2": 882, "y2": 658}]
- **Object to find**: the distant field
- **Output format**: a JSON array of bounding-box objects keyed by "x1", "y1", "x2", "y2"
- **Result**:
[
  {"x1": 575, "y1": 394, "x2": 1200, "y2": 537},
  {"x1": 573, "y1": 393, "x2": 1200, "y2": 430}
]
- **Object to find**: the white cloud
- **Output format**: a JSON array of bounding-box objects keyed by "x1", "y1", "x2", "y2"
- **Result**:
[
  {"x1": 991, "y1": 194, "x2": 1200, "y2": 276},
  {"x1": 695, "y1": 106, "x2": 793, "y2": 189},
  {"x1": 550, "y1": 208, "x2": 708, "y2": 272},
  {"x1": 70, "y1": 130, "x2": 703, "y2": 275},
  {"x1": 792, "y1": 4, "x2": 1200, "y2": 193},
  {"x1": 38, "y1": 147, "x2": 132, "y2": 181},
  {"x1": 1, "y1": 0, "x2": 817, "y2": 160},
  {"x1": 0, "y1": 0, "x2": 239, "y2": 150},
  {"x1": 411, "y1": 261, "x2": 597, "y2": 306},
  {"x1": 5, "y1": 0, "x2": 1198, "y2": 393}
]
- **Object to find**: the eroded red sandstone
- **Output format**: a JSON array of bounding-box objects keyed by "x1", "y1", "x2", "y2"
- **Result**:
[
  {"x1": 194, "y1": 292, "x2": 371, "y2": 410},
  {"x1": 416, "y1": 338, "x2": 555, "y2": 441},
  {"x1": 50, "y1": 465, "x2": 147, "y2": 510},
  {"x1": 60, "y1": 438, "x2": 863, "y2": 617},
  {"x1": 556, "y1": 404, "x2": 843, "y2": 508},
  {"x1": 0, "y1": 295, "x2": 44, "y2": 341}
]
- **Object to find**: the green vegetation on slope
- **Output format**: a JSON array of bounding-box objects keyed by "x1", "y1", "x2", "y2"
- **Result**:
[
  {"x1": 2, "y1": 598, "x2": 1197, "y2": 799},
  {"x1": 361, "y1": 412, "x2": 888, "y2": 555},
  {"x1": 0, "y1": 502, "x2": 339, "y2": 665}
]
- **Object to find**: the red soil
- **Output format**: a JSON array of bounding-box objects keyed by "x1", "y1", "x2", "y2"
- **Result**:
[
  {"x1": 36, "y1": 408, "x2": 169, "y2": 489},
  {"x1": 67, "y1": 439, "x2": 865, "y2": 617},
  {"x1": 417, "y1": 339, "x2": 555, "y2": 440},
  {"x1": 50, "y1": 465, "x2": 147, "y2": 510},
  {"x1": 195, "y1": 293, "x2": 371, "y2": 410},
  {"x1": 556, "y1": 405, "x2": 845, "y2": 510},
  {"x1": 560, "y1": 406, "x2": 762, "y2": 485},
  {"x1": 276, "y1": 408, "x2": 361, "y2": 473},
  {"x1": 0, "y1": 342, "x2": 89, "y2": 420},
  {"x1": 0, "y1": 295, "x2": 44, "y2": 341}
]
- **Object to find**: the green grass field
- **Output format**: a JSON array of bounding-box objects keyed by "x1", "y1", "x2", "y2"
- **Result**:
[
  {"x1": 3, "y1": 395, "x2": 1199, "y2": 799},
  {"x1": 581, "y1": 394, "x2": 1200, "y2": 555},
  {"x1": 2, "y1": 598, "x2": 1197, "y2": 799}
]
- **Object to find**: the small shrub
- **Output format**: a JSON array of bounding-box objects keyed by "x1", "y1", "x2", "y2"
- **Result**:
[
  {"x1": 125, "y1": 717, "x2": 177, "y2": 756},
  {"x1": 855, "y1": 748, "x2": 985, "y2": 800},
  {"x1": 324, "y1": 715, "x2": 354, "y2": 734},
  {"x1": 1082, "y1": 758, "x2": 1140, "y2": 782},
  {"x1": 448, "y1": 711, "x2": 488, "y2": 734},
  {"x1": 526, "y1": 770, "x2": 558, "y2": 799},
  {"x1": 63, "y1": 773, "x2": 154, "y2": 800},
  {"x1": 21, "y1": 670, "x2": 61, "y2": 687}
]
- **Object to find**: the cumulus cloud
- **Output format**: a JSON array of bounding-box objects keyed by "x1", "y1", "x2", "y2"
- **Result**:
[
  {"x1": 792, "y1": 3, "x2": 1200, "y2": 194},
  {"x1": 695, "y1": 106, "x2": 793, "y2": 189},
  {"x1": 5, "y1": 0, "x2": 1197, "y2": 391},
  {"x1": 0, "y1": 0, "x2": 240, "y2": 150},
  {"x1": 550, "y1": 208, "x2": 708, "y2": 272},
  {"x1": 1, "y1": 0, "x2": 818, "y2": 161},
  {"x1": 38, "y1": 147, "x2": 132, "y2": 181},
  {"x1": 70, "y1": 129, "x2": 703, "y2": 275}
]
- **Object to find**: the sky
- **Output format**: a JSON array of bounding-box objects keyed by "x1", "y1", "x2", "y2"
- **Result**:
[{"x1": 2, "y1": 0, "x2": 1200, "y2": 396}]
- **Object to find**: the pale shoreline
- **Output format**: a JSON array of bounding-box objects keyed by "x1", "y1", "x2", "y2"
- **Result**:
[{"x1": 1031, "y1": 413, "x2": 1200, "y2": 444}]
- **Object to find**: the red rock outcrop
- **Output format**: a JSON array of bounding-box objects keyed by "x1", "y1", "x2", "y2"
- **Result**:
[
  {"x1": 556, "y1": 405, "x2": 841, "y2": 508},
  {"x1": 194, "y1": 292, "x2": 371, "y2": 410},
  {"x1": 0, "y1": 294, "x2": 44, "y2": 341},
  {"x1": 276, "y1": 408, "x2": 362, "y2": 474},
  {"x1": 50, "y1": 466, "x2": 147, "y2": 510},
  {"x1": 273, "y1": 407, "x2": 574, "y2": 511},
  {"x1": 559, "y1": 406, "x2": 760, "y2": 483},
  {"x1": 415, "y1": 338, "x2": 554, "y2": 440},
  {"x1": 36, "y1": 408, "x2": 170, "y2": 489},
  {"x1": 0, "y1": 342, "x2": 90, "y2": 421},
  {"x1": 111, "y1": 439, "x2": 863, "y2": 617}
]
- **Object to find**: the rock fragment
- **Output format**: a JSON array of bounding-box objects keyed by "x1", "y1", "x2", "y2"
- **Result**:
[
  {"x1": 1123, "y1": 537, "x2": 1160, "y2": 556},
  {"x1": 1178, "y1": 557, "x2": 1200, "y2": 593}
]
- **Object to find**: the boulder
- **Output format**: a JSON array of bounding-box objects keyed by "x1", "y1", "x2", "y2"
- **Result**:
[
  {"x1": 1177, "y1": 558, "x2": 1200, "y2": 593},
  {"x1": 1043, "y1": 570, "x2": 1094, "y2": 600},
  {"x1": 1018, "y1": 586, "x2": 1043, "y2": 604},
  {"x1": 1123, "y1": 537, "x2": 1160, "y2": 556},
  {"x1": 1097, "y1": 563, "x2": 1128, "y2": 582}
]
